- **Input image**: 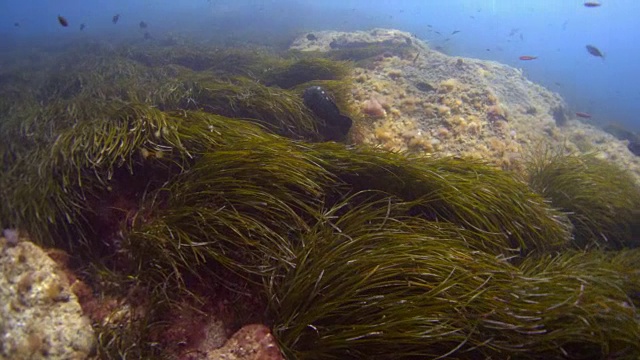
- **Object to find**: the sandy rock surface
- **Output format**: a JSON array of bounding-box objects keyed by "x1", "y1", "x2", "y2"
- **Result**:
[
  {"x1": 0, "y1": 232, "x2": 95, "y2": 360},
  {"x1": 293, "y1": 28, "x2": 640, "y2": 184},
  {"x1": 180, "y1": 324, "x2": 283, "y2": 360}
]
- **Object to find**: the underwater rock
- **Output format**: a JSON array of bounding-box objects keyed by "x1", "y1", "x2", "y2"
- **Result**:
[
  {"x1": 602, "y1": 124, "x2": 640, "y2": 156},
  {"x1": 0, "y1": 236, "x2": 95, "y2": 359},
  {"x1": 362, "y1": 98, "x2": 387, "y2": 118},
  {"x1": 552, "y1": 106, "x2": 568, "y2": 126},
  {"x1": 603, "y1": 123, "x2": 640, "y2": 142},
  {"x1": 290, "y1": 28, "x2": 416, "y2": 53},
  {"x1": 204, "y1": 324, "x2": 283, "y2": 360},
  {"x1": 628, "y1": 141, "x2": 640, "y2": 156},
  {"x1": 303, "y1": 86, "x2": 352, "y2": 141}
]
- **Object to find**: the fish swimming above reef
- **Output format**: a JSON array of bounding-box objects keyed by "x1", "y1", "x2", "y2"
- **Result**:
[
  {"x1": 586, "y1": 45, "x2": 605, "y2": 59},
  {"x1": 80, "y1": 23, "x2": 86, "y2": 31},
  {"x1": 575, "y1": 112, "x2": 592, "y2": 118},
  {"x1": 14, "y1": 22, "x2": 19, "y2": 27},
  {"x1": 584, "y1": 2, "x2": 602, "y2": 7},
  {"x1": 139, "y1": 21, "x2": 147, "y2": 29},
  {"x1": 112, "y1": 14, "x2": 120, "y2": 24},
  {"x1": 57, "y1": 15, "x2": 68, "y2": 27},
  {"x1": 519, "y1": 55, "x2": 537, "y2": 60}
]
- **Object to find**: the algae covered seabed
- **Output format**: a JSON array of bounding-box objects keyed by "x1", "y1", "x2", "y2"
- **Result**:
[{"x1": 1, "y1": 29, "x2": 639, "y2": 360}]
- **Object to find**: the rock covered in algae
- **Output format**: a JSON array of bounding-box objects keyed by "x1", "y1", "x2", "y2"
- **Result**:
[
  {"x1": 290, "y1": 28, "x2": 415, "y2": 52},
  {"x1": 289, "y1": 28, "x2": 640, "y2": 183},
  {"x1": 199, "y1": 324, "x2": 283, "y2": 360},
  {"x1": 0, "y1": 233, "x2": 95, "y2": 360}
]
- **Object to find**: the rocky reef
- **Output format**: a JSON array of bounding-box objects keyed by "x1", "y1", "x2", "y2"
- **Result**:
[
  {"x1": 293, "y1": 28, "x2": 640, "y2": 183},
  {"x1": 0, "y1": 30, "x2": 639, "y2": 359}
]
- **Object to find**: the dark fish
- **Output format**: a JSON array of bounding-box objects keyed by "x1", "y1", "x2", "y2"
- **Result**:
[
  {"x1": 14, "y1": 22, "x2": 20, "y2": 27},
  {"x1": 509, "y1": 28, "x2": 519, "y2": 36},
  {"x1": 519, "y1": 33, "x2": 524, "y2": 41},
  {"x1": 139, "y1": 21, "x2": 147, "y2": 29},
  {"x1": 112, "y1": 14, "x2": 120, "y2": 24},
  {"x1": 584, "y1": 2, "x2": 601, "y2": 7},
  {"x1": 575, "y1": 112, "x2": 592, "y2": 118},
  {"x1": 434, "y1": 31, "x2": 441, "y2": 35},
  {"x1": 144, "y1": 32, "x2": 152, "y2": 40},
  {"x1": 57, "y1": 15, "x2": 68, "y2": 27},
  {"x1": 451, "y1": 30, "x2": 460, "y2": 35},
  {"x1": 586, "y1": 45, "x2": 605, "y2": 59},
  {"x1": 306, "y1": 33, "x2": 317, "y2": 41},
  {"x1": 519, "y1": 55, "x2": 538, "y2": 60},
  {"x1": 80, "y1": 23, "x2": 86, "y2": 31}
]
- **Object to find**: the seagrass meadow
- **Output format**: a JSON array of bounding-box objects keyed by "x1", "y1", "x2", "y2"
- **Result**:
[{"x1": 1, "y1": 38, "x2": 639, "y2": 359}]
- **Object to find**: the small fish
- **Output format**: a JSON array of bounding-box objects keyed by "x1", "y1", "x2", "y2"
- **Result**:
[
  {"x1": 519, "y1": 55, "x2": 538, "y2": 60},
  {"x1": 575, "y1": 112, "x2": 592, "y2": 118},
  {"x1": 14, "y1": 22, "x2": 20, "y2": 27},
  {"x1": 306, "y1": 33, "x2": 317, "y2": 41},
  {"x1": 509, "y1": 28, "x2": 519, "y2": 36},
  {"x1": 112, "y1": 14, "x2": 120, "y2": 24},
  {"x1": 451, "y1": 30, "x2": 460, "y2": 35},
  {"x1": 584, "y1": 2, "x2": 601, "y2": 7},
  {"x1": 57, "y1": 15, "x2": 68, "y2": 27},
  {"x1": 80, "y1": 23, "x2": 86, "y2": 31},
  {"x1": 143, "y1": 32, "x2": 152, "y2": 40},
  {"x1": 434, "y1": 31, "x2": 441, "y2": 35},
  {"x1": 139, "y1": 21, "x2": 147, "y2": 29},
  {"x1": 586, "y1": 45, "x2": 605, "y2": 59}
]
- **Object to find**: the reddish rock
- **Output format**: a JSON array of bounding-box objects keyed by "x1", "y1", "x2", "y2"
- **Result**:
[
  {"x1": 362, "y1": 98, "x2": 387, "y2": 118},
  {"x1": 203, "y1": 324, "x2": 283, "y2": 360}
]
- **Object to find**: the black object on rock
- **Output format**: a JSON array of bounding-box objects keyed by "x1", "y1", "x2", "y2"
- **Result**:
[
  {"x1": 303, "y1": 86, "x2": 352, "y2": 141},
  {"x1": 415, "y1": 81, "x2": 435, "y2": 92},
  {"x1": 628, "y1": 141, "x2": 640, "y2": 156}
]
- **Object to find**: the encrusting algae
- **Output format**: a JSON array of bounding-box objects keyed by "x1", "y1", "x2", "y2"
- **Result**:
[{"x1": 0, "y1": 35, "x2": 639, "y2": 359}]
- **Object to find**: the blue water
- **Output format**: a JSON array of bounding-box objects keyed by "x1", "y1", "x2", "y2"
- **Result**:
[{"x1": 1, "y1": 0, "x2": 638, "y2": 131}]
